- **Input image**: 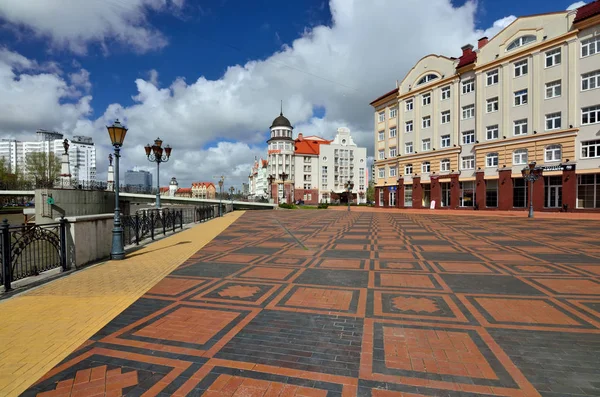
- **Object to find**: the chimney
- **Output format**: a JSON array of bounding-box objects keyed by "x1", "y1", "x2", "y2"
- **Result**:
[
  {"x1": 461, "y1": 44, "x2": 474, "y2": 56},
  {"x1": 478, "y1": 36, "x2": 489, "y2": 49}
]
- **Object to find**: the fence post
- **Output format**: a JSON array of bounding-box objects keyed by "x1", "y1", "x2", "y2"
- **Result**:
[
  {"x1": 1, "y1": 219, "x2": 12, "y2": 291},
  {"x1": 162, "y1": 210, "x2": 166, "y2": 236},
  {"x1": 179, "y1": 210, "x2": 183, "y2": 230},
  {"x1": 135, "y1": 213, "x2": 140, "y2": 245},
  {"x1": 59, "y1": 217, "x2": 68, "y2": 271},
  {"x1": 172, "y1": 211, "x2": 176, "y2": 233},
  {"x1": 150, "y1": 211, "x2": 155, "y2": 240}
]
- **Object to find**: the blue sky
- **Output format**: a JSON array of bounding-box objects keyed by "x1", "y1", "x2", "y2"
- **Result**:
[{"x1": 0, "y1": 0, "x2": 585, "y2": 187}]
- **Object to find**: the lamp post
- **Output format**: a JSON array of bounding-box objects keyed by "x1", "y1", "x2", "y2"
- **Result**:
[
  {"x1": 267, "y1": 174, "x2": 275, "y2": 201},
  {"x1": 344, "y1": 180, "x2": 354, "y2": 212},
  {"x1": 144, "y1": 138, "x2": 172, "y2": 208},
  {"x1": 218, "y1": 176, "x2": 224, "y2": 216},
  {"x1": 521, "y1": 161, "x2": 543, "y2": 218},
  {"x1": 229, "y1": 186, "x2": 235, "y2": 204},
  {"x1": 106, "y1": 119, "x2": 128, "y2": 260},
  {"x1": 279, "y1": 172, "x2": 288, "y2": 204}
]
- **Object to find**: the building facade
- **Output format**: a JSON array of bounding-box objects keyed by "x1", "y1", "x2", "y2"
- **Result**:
[
  {"x1": 371, "y1": 3, "x2": 600, "y2": 211},
  {"x1": 265, "y1": 112, "x2": 368, "y2": 205},
  {"x1": 69, "y1": 136, "x2": 96, "y2": 182},
  {"x1": 191, "y1": 182, "x2": 216, "y2": 199},
  {"x1": 248, "y1": 158, "x2": 269, "y2": 199},
  {"x1": 124, "y1": 169, "x2": 153, "y2": 192}
]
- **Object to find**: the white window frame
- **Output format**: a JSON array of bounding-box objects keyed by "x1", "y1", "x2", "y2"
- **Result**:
[
  {"x1": 441, "y1": 134, "x2": 450, "y2": 148},
  {"x1": 486, "y1": 97, "x2": 499, "y2": 113},
  {"x1": 421, "y1": 161, "x2": 431, "y2": 173},
  {"x1": 378, "y1": 131, "x2": 385, "y2": 141},
  {"x1": 486, "y1": 153, "x2": 499, "y2": 168},
  {"x1": 486, "y1": 125, "x2": 499, "y2": 140},
  {"x1": 545, "y1": 48, "x2": 561, "y2": 68},
  {"x1": 422, "y1": 93, "x2": 431, "y2": 106},
  {"x1": 440, "y1": 159, "x2": 450, "y2": 172},
  {"x1": 405, "y1": 121, "x2": 413, "y2": 133},
  {"x1": 486, "y1": 69, "x2": 499, "y2": 86},
  {"x1": 389, "y1": 127, "x2": 397, "y2": 138},
  {"x1": 441, "y1": 110, "x2": 451, "y2": 124},
  {"x1": 422, "y1": 138, "x2": 431, "y2": 151},
  {"x1": 389, "y1": 147, "x2": 397, "y2": 157},
  {"x1": 378, "y1": 150, "x2": 385, "y2": 160},
  {"x1": 441, "y1": 86, "x2": 451, "y2": 100},
  {"x1": 405, "y1": 164, "x2": 413, "y2": 175},
  {"x1": 462, "y1": 79, "x2": 474, "y2": 94},
  {"x1": 405, "y1": 142, "x2": 413, "y2": 154},
  {"x1": 462, "y1": 104, "x2": 475, "y2": 119},
  {"x1": 405, "y1": 99, "x2": 413, "y2": 111},
  {"x1": 378, "y1": 167, "x2": 385, "y2": 178},
  {"x1": 389, "y1": 107, "x2": 398, "y2": 118},
  {"x1": 378, "y1": 112, "x2": 385, "y2": 122},
  {"x1": 545, "y1": 145, "x2": 561, "y2": 162},
  {"x1": 422, "y1": 116, "x2": 431, "y2": 129},
  {"x1": 582, "y1": 70, "x2": 600, "y2": 91},
  {"x1": 461, "y1": 156, "x2": 475, "y2": 170},
  {"x1": 389, "y1": 166, "x2": 397, "y2": 177},
  {"x1": 507, "y1": 35, "x2": 536, "y2": 51},
  {"x1": 514, "y1": 119, "x2": 528, "y2": 136},
  {"x1": 582, "y1": 105, "x2": 600, "y2": 125},
  {"x1": 545, "y1": 80, "x2": 561, "y2": 99},
  {"x1": 514, "y1": 89, "x2": 528, "y2": 106},
  {"x1": 581, "y1": 36, "x2": 600, "y2": 58},
  {"x1": 513, "y1": 149, "x2": 528, "y2": 165},
  {"x1": 581, "y1": 140, "x2": 600, "y2": 159},
  {"x1": 545, "y1": 112, "x2": 562, "y2": 131},
  {"x1": 462, "y1": 130, "x2": 475, "y2": 145},
  {"x1": 514, "y1": 59, "x2": 528, "y2": 77}
]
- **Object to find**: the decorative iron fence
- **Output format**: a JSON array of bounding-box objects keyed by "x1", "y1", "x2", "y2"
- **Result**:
[{"x1": 1, "y1": 218, "x2": 67, "y2": 291}]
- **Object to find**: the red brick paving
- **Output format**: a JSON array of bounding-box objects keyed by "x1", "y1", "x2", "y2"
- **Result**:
[{"x1": 25, "y1": 210, "x2": 600, "y2": 397}]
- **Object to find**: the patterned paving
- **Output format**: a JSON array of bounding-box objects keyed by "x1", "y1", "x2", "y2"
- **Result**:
[{"x1": 22, "y1": 211, "x2": 600, "y2": 397}]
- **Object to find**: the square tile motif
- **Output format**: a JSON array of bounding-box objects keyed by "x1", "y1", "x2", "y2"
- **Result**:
[
  {"x1": 186, "y1": 281, "x2": 284, "y2": 306},
  {"x1": 528, "y1": 278, "x2": 600, "y2": 296},
  {"x1": 373, "y1": 261, "x2": 428, "y2": 272},
  {"x1": 374, "y1": 273, "x2": 443, "y2": 291},
  {"x1": 467, "y1": 297, "x2": 592, "y2": 328},
  {"x1": 144, "y1": 277, "x2": 211, "y2": 297},
  {"x1": 432, "y1": 262, "x2": 496, "y2": 274},
  {"x1": 213, "y1": 253, "x2": 262, "y2": 264},
  {"x1": 372, "y1": 291, "x2": 471, "y2": 324},
  {"x1": 371, "y1": 322, "x2": 522, "y2": 389},
  {"x1": 262, "y1": 256, "x2": 310, "y2": 267},
  {"x1": 314, "y1": 259, "x2": 366, "y2": 269},
  {"x1": 500, "y1": 263, "x2": 570, "y2": 275},
  {"x1": 234, "y1": 266, "x2": 299, "y2": 281},
  {"x1": 170, "y1": 262, "x2": 247, "y2": 278},
  {"x1": 294, "y1": 268, "x2": 369, "y2": 287},
  {"x1": 271, "y1": 285, "x2": 363, "y2": 315},
  {"x1": 440, "y1": 274, "x2": 544, "y2": 295}
]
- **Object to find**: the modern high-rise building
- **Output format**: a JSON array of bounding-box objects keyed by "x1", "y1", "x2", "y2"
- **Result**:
[
  {"x1": 370, "y1": 2, "x2": 600, "y2": 211},
  {"x1": 124, "y1": 169, "x2": 152, "y2": 192},
  {"x1": 69, "y1": 136, "x2": 96, "y2": 182}
]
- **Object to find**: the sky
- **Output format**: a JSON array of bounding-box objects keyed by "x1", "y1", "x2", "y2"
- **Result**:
[{"x1": 0, "y1": 0, "x2": 587, "y2": 190}]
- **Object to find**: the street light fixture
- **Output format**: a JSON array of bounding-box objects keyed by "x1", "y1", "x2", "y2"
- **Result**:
[
  {"x1": 229, "y1": 186, "x2": 235, "y2": 204},
  {"x1": 144, "y1": 137, "x2": 172, "y2": 208},
  {"x1": 267, "y1": 174, "x2": 275, "y2": 201},
  {"x1": 344, "y1": 180, "x2": 354, "y2": 212},
  {"x1": 279, "y1": 172, "x2": 288, "y2": 204},
  {"x1": 521, "y1": 161, "x2": 543, "y2": 218},
  {"x1": 218, "y1": 176, "x2": 224, "y2": 216},
  {"x1": 106, "y1": 119, "x2": 128, "y2": 260}
]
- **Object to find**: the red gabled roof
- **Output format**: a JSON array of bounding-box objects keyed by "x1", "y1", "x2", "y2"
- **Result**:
[
  {"x1": 369, "y1": 88, "x2": 398, "y2": 106},
  {"x1": 192, "y1": 182, "x2": 215, "y2": 188},
  {"x1": 294, "y1": 133, "x2": 331, "y2": 155},
  {"x1": 261, "y1": 159, "x2": 268, "y2": 167},
  {"x1": 159, "y1": 187, "x2": 169, "y2": 192},
  {"x1": 176, "y1": 188, "x2": 192, "y2": 193},
  {"x1": 574, "y1": 0, "x2": 600, "y2": 23},
  {"x1": 456, "y1": 51, "x2": 477, "y2": 69}
]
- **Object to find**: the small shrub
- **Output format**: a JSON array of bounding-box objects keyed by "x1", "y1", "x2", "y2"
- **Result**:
[
  {"x1": 317, "y1": 202, "x2": 329, "y2": 209},
  {"x1": 278, "y1": 203, "x2": 296, "y2": 209}
]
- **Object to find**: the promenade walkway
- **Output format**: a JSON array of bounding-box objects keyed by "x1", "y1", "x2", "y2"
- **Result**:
[{"x1": 5, "y1": 210, "x2": 600, "y2": 396}]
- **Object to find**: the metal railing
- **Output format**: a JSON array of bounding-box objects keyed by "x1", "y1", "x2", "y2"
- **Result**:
[{"x1": 1, "y1": 218, "x2": 67, "y2": 291}]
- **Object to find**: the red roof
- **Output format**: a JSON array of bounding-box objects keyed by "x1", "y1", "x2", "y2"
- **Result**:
[
  {"x1": 574, "y1": 0, "x2": 600, "y2": 23},
  {"x1": 294, "y1": 133, "x2": 331, "y2": 155},
  {"x1": 456, "y1": 50, "x2": 477, "y2": 69},
  {"x1": 261, "y1": 159, "x2": 268, "y2": 167},
  {"x1": 369, "y1": 88, "x2": 398, "y2": 105},
  {"x1": 191, "y1": 182, "x2": 215, "y2": 188},
  {"x1": 159, "y1": 187, "x2": 169, "y2": 192},
  {"x1": 177, "y1": 188, "x2": 192, "y2": 193}
]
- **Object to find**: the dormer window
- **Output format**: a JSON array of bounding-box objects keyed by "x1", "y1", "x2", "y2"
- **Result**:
[
  {"x1": 507, "y1": 35, "x2": 536, "y2": 51},
  {"x1": 416, "y1": 74, "x2": 439, "y2": 86}
]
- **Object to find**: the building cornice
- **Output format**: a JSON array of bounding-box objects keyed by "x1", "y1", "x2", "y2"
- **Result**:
[
  {"x1": 396, "y1": 147, "x2": 462, "y2": 162},
  {"x1": 473, "y1": 128, "x2": 578, "y2": 150},
  {"x1": 397, "y1": 75, "x2": 460, "y2": 101}
]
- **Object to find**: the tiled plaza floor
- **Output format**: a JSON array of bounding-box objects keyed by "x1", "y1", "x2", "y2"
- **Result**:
[{"x1": 21, "y1": 210, "x2": 600, "y2": 397}]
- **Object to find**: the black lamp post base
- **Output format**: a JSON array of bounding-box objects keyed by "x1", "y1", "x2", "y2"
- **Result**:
[{"x1": 111, "y1": 227, "x2": 125, "y2": 260}]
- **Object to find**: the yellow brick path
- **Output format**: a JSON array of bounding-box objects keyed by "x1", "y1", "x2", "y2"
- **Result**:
[{"x1": 0, "y1": 211, "x2": 243, "y2": 397}]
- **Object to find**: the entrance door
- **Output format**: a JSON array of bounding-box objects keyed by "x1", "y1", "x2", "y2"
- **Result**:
[
  {"x1": 390, "y1": 191, "x2": 396, "y2": 207},
  {"x1": 441, "y1": 182, "x2": 451, "y2": 207},
  {"x1": 422, "y1": 184, "x2": 431, "y2": 208},
  {"x1": 545, "y1": 176, "x2": 562, "y2": 208}
]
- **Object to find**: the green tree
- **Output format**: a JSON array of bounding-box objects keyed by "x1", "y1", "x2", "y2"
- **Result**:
[
  {"x1": 0, "y1": 157, "x2": 26, "y2": 190},
  {"x1": 25, "y1": 152, "x2": 61, "y2": 188},
  {"x1": 367, "y1": 181, "x2": 375, "y2": 202}
]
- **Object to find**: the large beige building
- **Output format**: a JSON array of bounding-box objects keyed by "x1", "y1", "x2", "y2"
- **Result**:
[{"x1": 371, "y1": 2, "x2": 600, "y2": 211}]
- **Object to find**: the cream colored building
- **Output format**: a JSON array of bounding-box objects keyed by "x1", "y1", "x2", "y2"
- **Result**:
[{"x1": 371, "y1": 3, "x2": 600, "y2": 211}]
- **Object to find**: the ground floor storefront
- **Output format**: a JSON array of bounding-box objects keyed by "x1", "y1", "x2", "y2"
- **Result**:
[{"x1": 375, "y1": 166, "x2": 600, "y2": 212}]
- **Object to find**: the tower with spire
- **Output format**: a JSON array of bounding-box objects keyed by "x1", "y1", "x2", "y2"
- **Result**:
[{"x1": 267, "y1": 102, "x2": 294, "y2": 204}]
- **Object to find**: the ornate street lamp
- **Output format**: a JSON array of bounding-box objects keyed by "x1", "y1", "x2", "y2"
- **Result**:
[
  {"x1": 344, "y1": 180, "x2": 354, "y2": 212},
  {"x1": 106, "y1": 119, "x2": 128, "y2": 260},
  {"x1": 229, "y1": 186, "x2": 235, "y2": 204},
  {"x1": 144, "y1": 137, "x2": 172, "y2": 208},
  {"x1": 218, "y1": 176, "x2": 224, "y2": 216},
  {"x1": 521, "y1": 161, "x2": 543, "y2": 218},
  {"x1": 267, "y1": 174, "x2": 275, "y2": 200},
  {"x1": 279, "y1": 172, "x2": 288, "y2": 204}
]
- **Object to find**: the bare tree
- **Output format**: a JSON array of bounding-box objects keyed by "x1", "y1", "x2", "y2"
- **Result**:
[{"x1": 25, "y1": 152, "x2": 61, "y2": 188}]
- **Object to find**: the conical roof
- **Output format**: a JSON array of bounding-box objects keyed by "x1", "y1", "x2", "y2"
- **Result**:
[{"x1": 270, "y1": 112, "x2": 292, "y2": 129}]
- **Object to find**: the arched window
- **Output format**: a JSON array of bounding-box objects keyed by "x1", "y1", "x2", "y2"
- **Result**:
[
  {"x1": 417, "y1": 74, "x2": 439, "y2": 86},
  {"x1": 507, "y1": 35, "x2": 536, "y2": 51},
  {"x1": 545, "y1": 144, "x2": 562, "y2": 162},
  {"x1": 486, "y1": 153, "x2": 499, "y2": 167},
  {"x1": 513, "y1": 149, "x2": 528, "y2": 165}
]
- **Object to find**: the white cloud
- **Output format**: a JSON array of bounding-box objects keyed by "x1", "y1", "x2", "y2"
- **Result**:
[
  {"x1": 567, "y1": 1, "x2": 586, "y2": 11},
  {"x1": 0, "y1": 0, "x2": 185, "y2": 54},
  {"x1": 0, "y1": 0, "x2": 519, "y2": 188}
]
